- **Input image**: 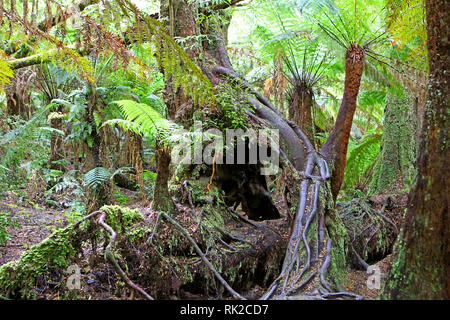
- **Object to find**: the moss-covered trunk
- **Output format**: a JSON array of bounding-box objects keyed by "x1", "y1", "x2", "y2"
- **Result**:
[
  {"x1": 85, "y1": 84, "x2": 111, "y2": 211},
  {"x1": 48, "y1": 105, "x2": 65, "y2": 173},
  {"x1": 369, "y1": 91, "x2": 417, "y2": 193},
  {"x1": 380, "y1": 0, "x2": 449, "y2": 299}
]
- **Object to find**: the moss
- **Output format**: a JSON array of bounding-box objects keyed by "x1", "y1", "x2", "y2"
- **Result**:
[
  {"x1": 379, "y1": 231, "x2": 408, "y2": 299},
  {"x1": 0, "y1": 205, "x2": 144, "y2": 298},
  {"x1": 100, "y1": 205, "x2": 144, "y2": 234},
  {"x1": 322, "y1": 181, "x2": 349, "y2": 286},
  {"x1": 369, "y1": 91, "x2": 417, "y2": 193},
  {"x1": 0, "y1": 224, "x2": 82, "y2": 298},
  {"x1": 380, "y1": 226, "x2": 444, "y2": 300}
]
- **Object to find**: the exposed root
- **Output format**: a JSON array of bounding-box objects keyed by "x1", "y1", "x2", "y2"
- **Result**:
[
  {"x1": 96, "y1": 211, "x2": 154, "y2": 300},
  {"x1": 338, "y1": 197, "x2": 399, "y2": 266},
  {"x1": 160, "y1": 212, "x2": 246, "y2": 300}
]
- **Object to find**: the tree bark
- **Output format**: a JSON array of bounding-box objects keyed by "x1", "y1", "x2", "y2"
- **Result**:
[
  {"x1": 321, "y1": 44, "x2": 365, "y2": 201},
  {"x1": 369, "y1": 91, "x2": 417, "y2": 193},
  {"x1": 380, "y1": 0, "x2": 449, "y2": 299},
  {"x1": 288, "y1": 82, "x2": 314, "y2": 143},
  {"x1": 152, "y1": 145, "x2": 174, "y2": 213}
]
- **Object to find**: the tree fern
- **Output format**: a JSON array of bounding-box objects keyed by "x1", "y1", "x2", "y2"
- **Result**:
[
  {"x1": 83, "y1": 166, "x2": 111, "y2": 189},
  {"x1": 1, "y1": 0, "x2": 217, "y2": 107},
  {"x1": 102, "y1": 99, "x2": 181, "y2": 140},
  {"x1": 344, "y1": 133, "x2": 382, "y2": 188},
  {"x1": 83, "y1": 166, "x2": 136, "y2": 190}
]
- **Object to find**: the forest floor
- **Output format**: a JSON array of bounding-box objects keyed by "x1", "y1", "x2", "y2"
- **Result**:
[{"x1": 0, "y1": 187, "x2": 404, "y2": 300}]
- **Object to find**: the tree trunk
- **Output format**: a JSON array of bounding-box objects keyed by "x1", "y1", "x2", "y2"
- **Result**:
[
  {"x1": 150, "y1": 0, "x2": 201, "y2": 213},
  {"x1": 380, "y1": 0, "x2": 449, "y2": 299},
  {"x1": 288, "y1": 82, "x2": 314, "y2": 143},
  {"x1": 48, "y1": 105, "x2": 64, "y2": 173},
  {"x1": 152, "y1": 145, "x2": 174, "y2": 213},
  {"x1": 369, "y1": 91, "x2": 417, "y2": 193},
  {"x1": 85, "y1": 83, "x2": 111, "y2": 211},
  {"x1": 321, "y1": 44, "x2": 365, "y2": 201}
]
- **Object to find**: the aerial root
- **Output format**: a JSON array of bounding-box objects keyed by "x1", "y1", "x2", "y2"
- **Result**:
[{"x1": 319, "y1": 239, "x2": 332, "y2": 292}]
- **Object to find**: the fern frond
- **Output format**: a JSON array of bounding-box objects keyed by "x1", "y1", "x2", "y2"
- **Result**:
[
  {"x1": 344, "y1": 133, "x2": 382, "y2": 188},
  {"x1": 106, "y1": 99, "x2": 181, "y2": 139},
  {"x1": 83, "y1": 167, "x2": 111, "y2": 189},
  {"x1": 363, "y1": 59, "x2": 390, "y2": 87},
  {"x1": 0, "y1": 56, "x2": 14, "y2": 93},
  {"x1": 358, "y1": 90, "x2": 386, "y2": 107}
]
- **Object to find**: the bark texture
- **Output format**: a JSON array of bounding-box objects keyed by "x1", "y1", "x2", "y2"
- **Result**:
[
  {"x1": 321, "y1": 44, "x2": 365, "y2": 201},
  {"x1": 152, "y1": 146, "x2": 174, "y2": 213},
  {"x1": 381, "y1": 0, "x2": 449, "y2": 299},
  {"x1": 369, "y1": 91, "x2": 417, "y2": 193},
  {"x1": 288, "y1": 82, "x2": 314, "y2": 143}
]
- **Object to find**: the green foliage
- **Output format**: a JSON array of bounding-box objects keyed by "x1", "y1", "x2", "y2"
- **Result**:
[
  {"x1": 83, "y1": 167, "x2": 112, "y2": 190},
  {"x1": 0, "y1": 108, "x2": 52, "y2": 191},
  {"x1": 384, "y1": 0, "x2": 427, "y2": 67},
  {"x1": 0, "y1": 55, "x2": 14, "y2": 93},
  {"x1": 343, "y1": 133, "x2": 382, "y2": 190},
  {"x1": 117, "y1": 0, "x2": 218, "y2": 106},
  {"x1": 206, "y1": 82, "x2": 251, "y2": 130},
  {"x1": 0, "y1": 211, "x2": 20, "y2": 246},
  {"x1": 114, "y1": 189, "x2": 130, "y2": 205},
  {"x1": 103, "y1": 99, "x2": 180, "y2": 140}
]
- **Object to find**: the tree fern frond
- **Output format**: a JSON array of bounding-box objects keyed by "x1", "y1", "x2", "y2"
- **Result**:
[
  {"x1": 102, "y1": 118, "x2": 145, "y2": 136},
  {"x1": 363, "y1": 59, "x2": 390, "y2": 87},
  {"x1": 106, "y1": 99, "x2": 181, "y2": 139},
  {"x1": 358, "y1": 90, "x2": 386, "y2": 107},
  {"x1": 0, "y1": 103, "x2": 58, "y2": 145},
  {"x1": 344, "y1": 133, "x2": 382, "y2": 188},
  {"x1": 83, "y1": 167, "x2": 111, "y2": 189},
  {"x1": 0, "y1": 55, "x2": 14, "y2": 93},
  {"x1": 120, "y1": 0, "x2": 217, "y2": 106}
]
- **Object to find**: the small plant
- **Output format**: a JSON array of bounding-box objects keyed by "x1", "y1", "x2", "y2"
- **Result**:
[
  {"x1": 206, "y1": 82, "x2": 251, "y2": 130},
  {"x1": 65, "y1": 200, "x2": 86, "y2": 223},
  {"x1": 114, "y1": 189, "x2": 130, "y2": 205},
  {"x1": 0, "y1": 211, "x2": 20, "y2": 246}
]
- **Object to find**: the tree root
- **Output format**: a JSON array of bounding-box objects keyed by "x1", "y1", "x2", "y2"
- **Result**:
[
  {"x1": 96, "y1": 211, "x2": 154, "y2": 300},
  {"x1": 160, "y1": 212, "x2": 246, "y2": 300},
  {"x1": 338, "y1": 197, "x2": 399, "y2": 265}
]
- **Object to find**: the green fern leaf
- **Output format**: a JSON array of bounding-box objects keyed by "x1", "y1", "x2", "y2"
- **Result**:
[{"x1": 83, "y1": 167, "x2": 111, "y2": 189}]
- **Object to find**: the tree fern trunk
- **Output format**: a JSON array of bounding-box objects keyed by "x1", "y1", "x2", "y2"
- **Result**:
[
  {"x1": 152, "y1": 145, "x2": 174, "y2": 213},
  {"x1": 288, "y1": 82, "x2": 315, "y2": 144},
  {"x1": 321, "y1": 44, "x2": 365, "y2": 201}
]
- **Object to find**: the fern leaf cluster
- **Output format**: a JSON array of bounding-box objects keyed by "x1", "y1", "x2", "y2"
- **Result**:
[
  {"x1": 1, "y1": 0, "x2": 216, "y2": 107},
  {"x1": 83, "y1": 166, "x2": 111, "y2": 189},
  {"x1": 344, "y1": 133, "x2": 382, "y2": 188},
  {"x1": 0, "y1": 52, "x2": 14, "y2": 93},
  {"x1": 103, "y1": 99, "x2": 181, "y2": 140}
]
